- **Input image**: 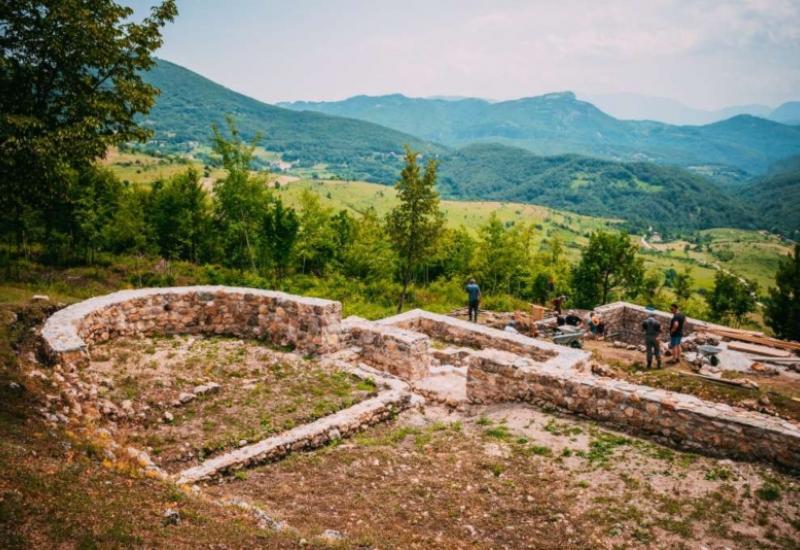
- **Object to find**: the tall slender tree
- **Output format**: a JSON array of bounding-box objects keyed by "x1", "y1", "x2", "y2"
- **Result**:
[
  {"x1": 386, "y1": 147, "x2": 444, "y2": 312},
  {"x1": 571, "y1": 230, "x2": 644, "y2": 308}
]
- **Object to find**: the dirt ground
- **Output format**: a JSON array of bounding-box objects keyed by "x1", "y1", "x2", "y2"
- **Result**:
[
  {"x1": 85, "y1": 336, "x2": 376, "y2": 471},
  {"x1": 205, "y1": 404, "x2": 800, "y2": 549}
]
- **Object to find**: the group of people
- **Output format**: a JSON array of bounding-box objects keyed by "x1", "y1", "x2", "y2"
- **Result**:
[
  {"x1": 642, "y1": 303, "x2": 686, "y2": 369},
  {"x1": 464, "y1": 279, "x2": 687, "y2": 369}
]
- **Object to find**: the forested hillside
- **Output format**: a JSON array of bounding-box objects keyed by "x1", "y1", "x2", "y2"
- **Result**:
[
  {"x1": 140, "y1": 60, "x2": 445, "y2": 182},
  {"x1": 437, "y1": 144, "x2": 757, "y2": 232},
  {"x1": 741, "y1": 155, "x2": 800, "y2": 237},
  {"x1": 281, "y1": 92, "x2": 800, "y2": 174}
]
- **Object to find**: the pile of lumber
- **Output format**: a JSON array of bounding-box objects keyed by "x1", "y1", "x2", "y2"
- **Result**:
[{"x1": 703, "y1": 326, "x2": 800, "y2": 353}]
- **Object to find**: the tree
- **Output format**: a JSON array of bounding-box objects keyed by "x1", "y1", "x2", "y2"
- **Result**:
[
  {"x1": 571, "y1": 231, "x2": 644, "y2": 308},
  {"x1": 261, "y1": 198, "x2": 299, "y2": 281},
  {"x1": 386, "y1": 147, "x2": 444, "y2": 312},
  {"x1": 764, "y1": 244, "x2": 800, "y2": 340},
  {"x1": 0, "y1": 0, "x2": 177, "y2": 254},
  {"x1": 295, "y1": 191, "x2": 336, "y2": 275},
  {"x1": 211, "y1": 117, "x2": 271, "y2": 271},
  {"x1": 673, "y1": 268, "x2": 693, "y2": 303},
  {"x1": 148, "y1": 169, "x2": 212, "y2": 262},
  {"x1": 707, "y1": 271, "x2": 757, "y2": 327}
]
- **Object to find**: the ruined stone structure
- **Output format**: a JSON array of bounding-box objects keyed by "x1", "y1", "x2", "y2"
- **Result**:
[
  {"x1": 40, "y1": 287, "x2": 800, "y2": 475},
  {"x1": 593, "y1": 301, "x2": 727, "y2": 345},
  {"x1": 42, "y1": 286, "x2": 342, "y2": 366},
  {"x1": 467, "y1": 349, "x2": 800, "y2": 470}
]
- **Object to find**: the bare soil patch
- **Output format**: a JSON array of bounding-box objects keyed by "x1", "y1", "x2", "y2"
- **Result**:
[
  {"x1": 205, "y1": 404, "x2": 800, "y2": 549},
  {"x1": 85, "y1": 336, "x2": 376, "y2": 471}
]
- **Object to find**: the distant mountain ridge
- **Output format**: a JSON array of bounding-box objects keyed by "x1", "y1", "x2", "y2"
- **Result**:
[
  {"x1": 140, "y1": 60, "x2": 785, "y2": 233},
  {"x1": 140, "y1": 60, "x2": 445, "y2": 182},
  {"x1": 280, "y1": 92, "x2": 800, "y2": 175}
]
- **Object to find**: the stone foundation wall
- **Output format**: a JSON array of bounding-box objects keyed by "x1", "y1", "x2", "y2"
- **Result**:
[
  {"x1": 41, "y1": 286, "x2": 342, "y2": 364},
  {"x1": 379, "y1": 309, "x2": 589, "y2": 370},
  {"x1": 342, "y1": 316, "x2": 431, "y2": 380},
  {"x1": 467, "y1": 349, "x2": 800, "y2": 470},
  {"x1": 594, "y1": 302, "x2": 726, "y2": 345}
]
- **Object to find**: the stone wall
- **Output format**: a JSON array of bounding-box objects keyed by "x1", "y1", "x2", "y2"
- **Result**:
[
  {"x1": 467, "y1": 349, "x2": 800, "y2": 470},
  {"x1": 342, "y1": 316, "x2": 431, "y2": 380},
  {"x1": 41, "y1": 286, "x2": 342, "y2": 364},
  {"x1": 379, "y1": 309, "x2": 589, "y2": 370},
  {"x1": 594, "y1": 302, "x2": 727, "y2": 345}
]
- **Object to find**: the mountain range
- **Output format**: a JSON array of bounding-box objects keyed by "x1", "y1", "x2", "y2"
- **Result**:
[
  {"x1": 579, "y1": 93, "x2": 799, "y2": 126},
  {"x1": 139, "y1": 60, "x2": 800, "y2": 235},
  {"x1": 279, "y1": 92, "x2": 800, "y2": 175}
]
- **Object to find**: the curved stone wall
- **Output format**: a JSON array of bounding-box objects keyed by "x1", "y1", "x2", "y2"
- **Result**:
[{"x1": 41, "y1": 286, "x2": 342, "y2": 365}]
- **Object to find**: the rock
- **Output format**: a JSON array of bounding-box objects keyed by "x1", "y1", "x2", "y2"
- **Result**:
[
  {"x1": 0, "y1": 310, "x2": 17, "y2": 327},
  {"x1": 178, "y1": 392, "x2": 195, "y2": 405},
  {"x1": 626, "y1": 344, "x2": 638, "y2": 351},
  {"x1": 163, "y1": 411, "x2": 174, "y2": 423},
  {"x1": 31, "y1": 294, "x2": 50, "y2": 302},
  {"x1": 320, "y1": 529, "x2": 343, "y2": 542},
  {"x1": 591, "y1": 363, "x2": 615, "y2": 377},
  {"x1": 121, "y1": 399, "x2": 135, "y2": 415},
  {"x1": 758, "y1": 395, "x2": 771, "y2": 406},
  {"x1": 238, "y1": 439, "x2": 248, "y2": 447},
  {"x1": 742, "y1": 379, "x2": 760, "y2": 390},
  {"x1": 162, "y1": 508, "x2": 180, "y2": 526},
  {"x1": 464, "y1": 524, "x2": 478, "y2": 537},
  {"x1": 193, "y1": 382, "x2": 221, "y2": 396}
]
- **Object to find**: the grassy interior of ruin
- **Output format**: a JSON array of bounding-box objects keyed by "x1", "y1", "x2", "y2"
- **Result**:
[{"x1": 86, "y1": 336, "x2": 376, "y2": 472}]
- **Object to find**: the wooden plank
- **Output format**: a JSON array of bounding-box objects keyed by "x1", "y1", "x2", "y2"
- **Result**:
[
  {"x1": 727, "y1": 341, "x2": 793, "y2": 358},
  {"x1": 679, "y1": 372, "x2": 757, "y2": 389},
  {"x1": 707, "y1": 329, "x2": 800, "y2": 352}
]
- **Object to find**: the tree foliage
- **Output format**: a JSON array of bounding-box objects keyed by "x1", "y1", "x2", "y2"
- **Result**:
[
  {"x1": 386, "y1": 147, "x2": 444, "y2": 311},
  {"x1": 707, "y1": 271, "x2": 757, "y2": 326},
  {"x1": 571, "y1": 231, "x2": 644, "y2": 308},
  {"x1": 0, "y1": 0, "x2": 177, "y2": 252},
  {"x1": 764, "y1": 245, "x2": 800, "y2": 340}
]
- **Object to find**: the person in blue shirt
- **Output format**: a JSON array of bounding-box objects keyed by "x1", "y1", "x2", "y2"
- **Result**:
[{"x1": 465, "y1": 278, "x2": 481, "y2": 323}]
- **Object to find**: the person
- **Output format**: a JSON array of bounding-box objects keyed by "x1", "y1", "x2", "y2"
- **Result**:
[
  {"x1": 465, "y1": 278, "x2": 481, "y2": 323},
  {"x1": 641, "y1": 307, "x2": 662, "y2": 369},
  {"x1": 588, "y1": 311, "x2": 605, "y2": 339},
  {"x1": 552, "y1": 294, "x2": 567, "y2": 315},
  {"x1": 668, "y1": 303, "x2": 686, "y2": 364}
]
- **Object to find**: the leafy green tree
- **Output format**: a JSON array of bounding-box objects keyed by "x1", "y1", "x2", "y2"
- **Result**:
[
  {"x1": 764, "y1": 244, "x2": 800, "y2": 340},
  {"x1": 639, "y1": 270, "x2": 665, "y2": 308},
  {"x1": 295, "y1": 191, "x2": 336, "y2": 275},
  {"x1": 262, "y1": 198, "x2": 299, "y2": 281},
  {"x1": 211, "y1": 118, "x2": 271, "y2": 271},
  {"x1": 673, "y1": 268, "x2": 693, "y2": 303},
  {"x1": 571, "y1": 231, "x2": 644, "y2": 308},
  {"x1": 341, "y1": 208, "x2": 395, "y2": 281},
  {"x1": 707, "y1": 271, "x2": 757, "y2": 326},
  {"x1": 475, "y1": 215, "x2": 533, "y2": 295},
  {"x1": 0, "y1": 0, "x2": 177, "y2": 254},
  {"x1": 386, "y1": 147, "x2": 444, "y2": 312},
  {"x1": 148, "y1": 169, "x2": 212, "y2": 262}
]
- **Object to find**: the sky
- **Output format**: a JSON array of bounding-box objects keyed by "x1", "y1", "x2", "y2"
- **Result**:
[{"x1": 128, "y1": 0, "x2": 800, "y2": 109}]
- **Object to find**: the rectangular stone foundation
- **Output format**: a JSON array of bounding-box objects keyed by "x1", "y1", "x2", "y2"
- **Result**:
[{"x1": 467, "y1": 349, "x2": 800, "y2": 470}]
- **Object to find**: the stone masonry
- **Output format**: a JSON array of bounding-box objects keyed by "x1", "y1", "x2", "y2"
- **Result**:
[
  {"x1": 39, "y1": 288, "x2": 800, "y2": 473},
  {"x1": 342, "y1": 316, "x2": 431, "y2": 380},
  {"x1": 594, "y1": 301, "x2": 729, "y2": 346},
  {"x1": 379, "y1": 308, "x2": 589, "y2": 369},
  {"x1": 467, "y1": 348, "x2": 800, "y2": 470},
  {"x1": 41, "y1": 286, "x2": 342, "y2": 366}
]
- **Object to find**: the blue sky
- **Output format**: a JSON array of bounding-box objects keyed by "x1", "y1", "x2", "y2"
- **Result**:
[{"x1": 128, "y1": 0, "x2": 800, "y2": 109}]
